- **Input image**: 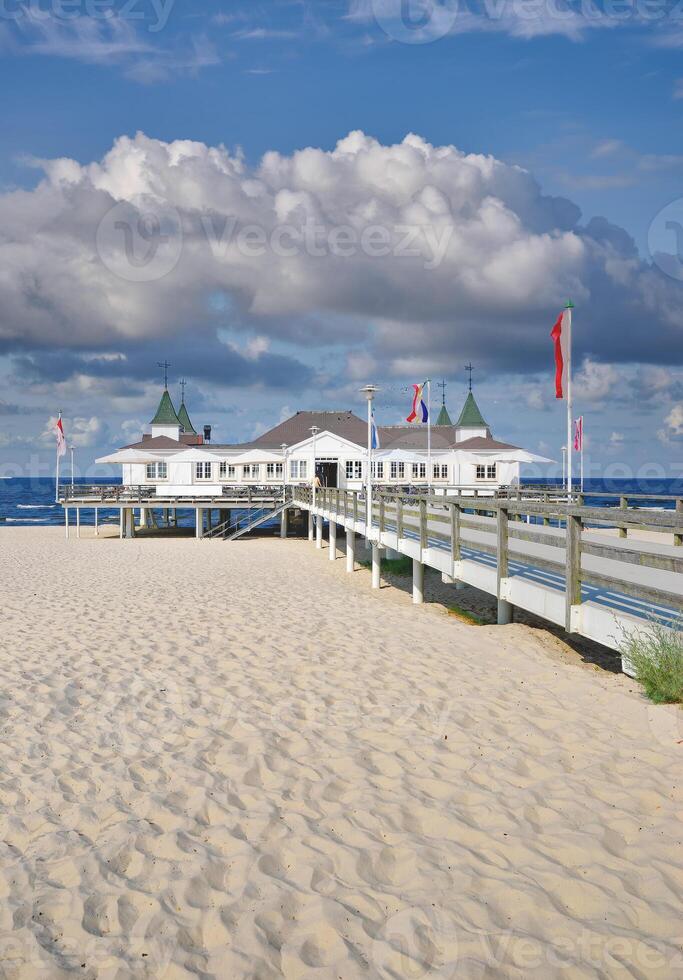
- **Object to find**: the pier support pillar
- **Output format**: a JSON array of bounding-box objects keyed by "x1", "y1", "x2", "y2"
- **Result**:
[
  {"x1": 65, "y1": 507, "x2": 69, "y2": 540},
  {"x1": 316, "y1": 515, "x2": 323, "y2": 550},
  {"x1": 280, "y1": 507, "x2": 288, "y2": 539},
  {"x1": 119, "y1": 509, "x2": 124, "y2": 539},
  {"x1": 94, "y1": 507, "x2": 99, "y2": 536},
  {"x1": 123, "y1": 508, "x2": 135, "y2": 539},
  {"x1": 413, "y1": 559, "x2": 425, "y2": 604},
  {"x1": 76, "y1": 508, "x2": 81, "y2": 539},
  {"x1": 497, "y1": 599, "x2": 513, "y2": 625},
  {"x1": 329, "y1": 520, "x2": 337, "y2": 560},
  {"x1": 346, "y1": 529, "x2": 355, "y2": 573},
  {"x1": 196, "y1": 508, "x2": 204, "y2": 539},
  {"x1": 371, "y1": 544, "x2": 381, "y2": 589},
  {"x1": 308, "y1": 511, "x2": 314, "y2": 542}
]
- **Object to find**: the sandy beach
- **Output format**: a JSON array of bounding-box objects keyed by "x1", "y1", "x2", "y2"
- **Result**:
[{"x1": 0, "y1": 526, "x2": 681, "y2": 978}]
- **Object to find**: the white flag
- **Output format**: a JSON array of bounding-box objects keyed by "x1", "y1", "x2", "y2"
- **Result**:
[{"x1": 54, "y1": 415, "x2": 66, "y2": 457}]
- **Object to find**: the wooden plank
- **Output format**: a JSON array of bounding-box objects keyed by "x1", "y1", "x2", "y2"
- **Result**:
[
  {"x1": 580, "y1": 540, "x2": 683, "y2": 575},
  {"x1": 450, "y1": 502, "x2": 461, "y2": 563},
  {"x1": 581, "y1": 571, "x2": 683, "y2": 613},
  {"x1": 497, "y1": 505, "x2": 509, "y2": 596}
]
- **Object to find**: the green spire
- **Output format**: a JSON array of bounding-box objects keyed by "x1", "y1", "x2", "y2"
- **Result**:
[
  {"x1": 456, "y1": 391, "x2": 488, "y2": 428},
  {"x1": 177, "y1": 400, "x2": 196, "y2": 435},
  {"x1": 150, "y1": 389, "x2": 180, "y2": 426},
  {"x1": 436, "y1": 404, "x2": 452, "y2": 426}
]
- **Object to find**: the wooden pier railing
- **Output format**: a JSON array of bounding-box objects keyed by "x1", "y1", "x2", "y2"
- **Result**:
[{"x1": 293, "y1": 486, "x2": 683, "y2": 668}]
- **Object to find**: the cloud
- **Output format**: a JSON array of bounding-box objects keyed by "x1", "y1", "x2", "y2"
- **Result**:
[
  {"x1": 1, "y1": 129, "x2": 682, "y2": 383},
  {"x1": 44, "y1": 414, "x2": 107, "y2": 448}
]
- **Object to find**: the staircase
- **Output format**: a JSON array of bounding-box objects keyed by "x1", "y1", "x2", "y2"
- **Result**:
[{"x1": 204, "y1": 500, "x2": 289, "y2": 541}]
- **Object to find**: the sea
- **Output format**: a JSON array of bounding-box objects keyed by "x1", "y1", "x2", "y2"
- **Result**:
[{"x1": 1, "y1": 476, "x2": 681, "y2": 527}]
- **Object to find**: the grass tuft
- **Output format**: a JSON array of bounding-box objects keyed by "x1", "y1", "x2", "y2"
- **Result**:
[
  {"x1": 358, "y1": 556, "x2": 413, "y2": 576},
  {"x1": 620, "y1": 619, "x2": 683, "y2": 704},
  {"x1": 446, "y1": 604, "x2": 484, "y2": 626}
]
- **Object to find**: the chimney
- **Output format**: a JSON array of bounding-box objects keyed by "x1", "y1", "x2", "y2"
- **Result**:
[{"x1": 203, "y1": 425, "x2": 212, "y2": 443}]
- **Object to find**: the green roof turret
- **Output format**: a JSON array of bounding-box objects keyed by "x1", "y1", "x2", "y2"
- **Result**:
[
  {"x1": 456, "y1": 391, "x2": 488, "y2": 428},
  {"x1": 150, "y1": 389, "x2": 180, "y2": 426}
]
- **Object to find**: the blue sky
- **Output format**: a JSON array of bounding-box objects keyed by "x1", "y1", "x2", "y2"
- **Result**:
[{"x1": 1, "y1": 0, "x2": 683, "y2": 477}]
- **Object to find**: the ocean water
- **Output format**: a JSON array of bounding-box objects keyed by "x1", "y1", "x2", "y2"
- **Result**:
[{"x1": 1, "y1": 476, "x2": 681, "y2": 527}]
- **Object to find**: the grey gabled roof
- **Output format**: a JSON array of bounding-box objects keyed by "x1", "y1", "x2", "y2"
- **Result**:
[{"x1": 252, "y1": 410, "x2": 367, "y2": 447}]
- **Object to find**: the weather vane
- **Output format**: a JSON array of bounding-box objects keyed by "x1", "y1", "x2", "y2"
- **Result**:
[
  {"x1": 465, "y1": 363, "x2": 474, "y2": 392},
  {"x1": 179, "y1": 377, "x2": 187, "y2": 403},
  {"x1": 157, "y1": 360, "x2": 171, "y2": 389},
  {"x1": 437, "y1": 379, "x2": 447, "y2": 406}
]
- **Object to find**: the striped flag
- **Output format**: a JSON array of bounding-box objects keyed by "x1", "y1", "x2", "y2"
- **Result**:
[
  {"x1": 573, "y1": 416, "x2": 583, "y2": 452},
  {"x1": 406, "y1": 382, "x2": 429, "y2": 423},
  {"x1": 54, "y1": 414, "x2": 66, "y2": 457},
  {"x1": 550, "y1": 310, "x2": 570, "y2": 399}
]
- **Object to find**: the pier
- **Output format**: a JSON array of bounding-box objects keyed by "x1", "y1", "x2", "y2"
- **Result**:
[{"x1": 291, "y1": 486, "x2": 683, "y2": 675}]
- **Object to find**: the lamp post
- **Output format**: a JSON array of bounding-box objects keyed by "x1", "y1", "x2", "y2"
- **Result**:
[
  {"x1": 309, "y1": 426, "x2": 319, "y2": 506},
  {"x1": 360, "y1": 384, "x2": 379, "y2": 531},
  {"x1": 281, "y1": 443, "x2": 288, "y2": 496}
]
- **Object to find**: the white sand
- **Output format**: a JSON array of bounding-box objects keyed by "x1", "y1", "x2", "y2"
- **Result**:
[{"x1": 0, "y1": 527, "x2": 681, "y2": 978}]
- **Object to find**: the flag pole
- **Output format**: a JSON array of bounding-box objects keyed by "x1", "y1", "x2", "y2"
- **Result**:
[
  {"x1": 427, "y1": 378, "x2": 432, "y2": 492},
  {"x1": 581, "y1": 417, "x2": 584, "y2": 493},
  {"x1": 565, "y1": 301, "x2": 574, "y2": 498},
  {"x1": 55, "y1": 411, "x2": 61, "y2": 503}
]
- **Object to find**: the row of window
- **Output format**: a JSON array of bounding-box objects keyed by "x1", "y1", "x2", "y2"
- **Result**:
[{"x1": 145, "y1": 460, "x2": 498, "y2": 481}]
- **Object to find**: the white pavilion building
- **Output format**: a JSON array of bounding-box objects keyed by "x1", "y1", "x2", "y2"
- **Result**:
[{"x1": 97, "y1": 384, "x2": 550, "y2": 496}]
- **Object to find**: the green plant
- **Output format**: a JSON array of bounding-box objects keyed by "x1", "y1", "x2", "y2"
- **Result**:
[
  {"x1": 621, "y1": 619, "x2": 683, "y2": 704},
  {"x1": 446, "y1": 604, "x2": 484, "y2": 626},
  {"x1": 381, "y1": 556, "x2": 413, "y2": 577}
]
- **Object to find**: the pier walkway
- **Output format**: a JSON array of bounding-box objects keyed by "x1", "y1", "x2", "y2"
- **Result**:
[{"x1": 292, "y1": 487, "x2": 683, "y2": 674}]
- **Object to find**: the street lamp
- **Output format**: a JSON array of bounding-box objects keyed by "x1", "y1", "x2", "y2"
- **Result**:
[
  {"x1": 309, "y1": 426, "x2": 319, "y2": 506},
  {"x1": 281, "y1": 442, "x2": 288, "y2": 496},
  {"x1": 360, "y1": 385, "x2": 379, "y2": 530}
]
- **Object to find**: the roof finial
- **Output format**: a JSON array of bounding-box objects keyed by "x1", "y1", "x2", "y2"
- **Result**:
[
  {"x1": 179, "y1": 377, "x2": 187, "y2": 404},
  {"x1": 465, "y1": 362, "x2": 474, "y2": 392},
  {"x1": 437, "y1": 379, "x2": 447, "y2": 406},
  {"x1": 157, "y1": 360, "x2": 171, "y2": 389}
]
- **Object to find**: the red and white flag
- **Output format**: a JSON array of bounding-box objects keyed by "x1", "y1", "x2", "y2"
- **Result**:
[
  {"x1": 550, "y1": 309, "x2": 570, "y2": 399},
  {"x1": 573, "y1": 416, "x2": 583, "y2": 452},
  {"x1": 54, "y1": 415, "x2": 66, "y2": 457}
]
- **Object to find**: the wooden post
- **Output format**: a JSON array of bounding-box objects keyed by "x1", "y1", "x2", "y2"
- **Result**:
[
  {"x1": 412, "y1": 558, "x2": 424, "y2": 604},
  {"x1": 353, "y1": 493, "x2": 358, "y2": 528},
  {"x1": 450, "y1": 502, "x2": 461, "y2": 563},
  {"x1": 497, "y1": 504, "x2": 512, "y2": 625},
  {"x1": 542, "y1": 492, "x2": 549, "y2": 527},
  {"x1": 675, "y1": 499, "x2": 682, "y2": 547},
  {"x1": 565, "y1": 511, "x2": 582, "y2": 632},
  {"x1": 419, "y1": 498, "x2": 427, "y2": 553},
  {"x1": 397, "y1": 497, "x2": 404, "y2": 541},
  {"x1": 619, "y1": 496, "x2": 628, "y2": 539},
  {"x1": 379, "y1": 495, "x2": 385, "y2": 538}
]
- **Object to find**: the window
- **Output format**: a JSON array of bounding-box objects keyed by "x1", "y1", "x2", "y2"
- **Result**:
[
  {"x1": 390, "y1": 461, "x2": 405, "y2": 480},
  {"x1": 433, "y1": 463, "x2": 448, "y2": 480},
  {"x1": 290, "y1": 460, "x2": 308, "y2": 479},
  {"x1": 195, "y1": 462, "x2": 212, "y2": 480},
  {"x1": 243, "y1": 464, "x2": 260, "y2": 479},
  {"x1": 266, "y1": 462, "x2": 284, "y2": 478},
  {"x1": 219, "y1": 462, "x2": 236, "y2": 479},
  {"x1": 345, "y1": 460, "x2": 362, "y2": 479},
  {"x1": 475, "y1": 464, "x2": 496, "y2": 480},
  {"x1": 371, "y1": 461, "x2": 384, "y2": 479},
  {"x1": 412, "y1": 462, "x2": 426, "y2": 479},
  {"x1": 145, "y1": 462, "x2": 167, "y2": 480}
]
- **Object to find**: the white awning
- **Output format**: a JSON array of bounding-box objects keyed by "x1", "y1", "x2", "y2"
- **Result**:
[
  {"x1": 95, "y1": 449, "x2": 166, "y2": 464},
  {"x1": 232, "y1": 448, "x2": 284, "y2": 464},
  {"x1": 166, "y1": 447, "x2": 225, "y2": 462}
]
